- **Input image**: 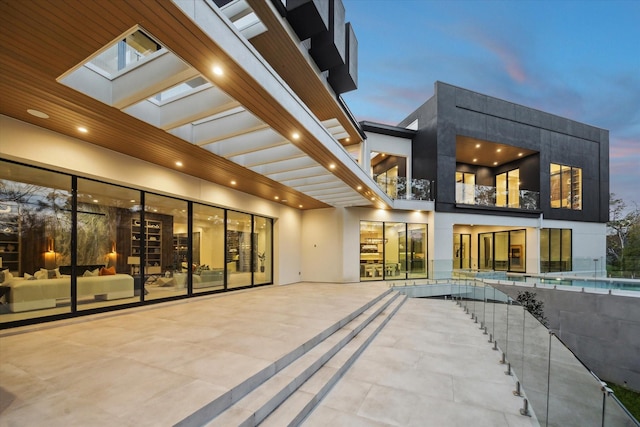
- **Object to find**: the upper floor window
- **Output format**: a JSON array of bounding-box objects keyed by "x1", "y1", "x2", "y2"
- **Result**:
[
  {"x1": 496, "y1": 169, "x2": 520, "y2": 208},
  {"x1": 455, "y1": 172, "x2": 475, "y2": 204},
  {"x1": 550, "y1": 164, "x2": 582, "y2": 210}
]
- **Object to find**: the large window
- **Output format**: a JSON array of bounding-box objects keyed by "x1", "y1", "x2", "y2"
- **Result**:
[
  {"x1": 359, "y1": 221, "x2": 427, "y2": 281},
  {"x1": 478, "y1": 229, "x2": 526, "y2": 272},
  {"x1": 143, "y1": 194, "x2": 188, "y2": 301},
  {"x1": 1, "y1": 160, "x2": 273, "y2": 327},
  {"x1": 540, "y1": 228, "x2": 572, "y2": 272},
  {"x1": 76, "y1": 178, "x2": 140, "y2": 310},
  {"x1": 254, "y1": 216, "x2": 273, "y2": 286},
  {"x1": 0, "y1": 163, "x2": 72, "y2": 320},
  {"x1": 453, "y1": 233, "x2": 471, "y2": 269},
  {"x1": 496, "y1": 169, "x2": 519, "y2": 208},
  {"x1": 550, "y1": 164, "x2": 582, "y2": 210},
  {"x1": 227, "y1": 211, "x2": 252, "y2": 289},
  {"x1": 191, "y1": 204, "x2": 225, "y2": 294}
]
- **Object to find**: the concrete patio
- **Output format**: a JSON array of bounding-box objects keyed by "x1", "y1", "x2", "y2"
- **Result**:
[{"x1": 0, "y1": 282, "x2": 537, "y2": 426}]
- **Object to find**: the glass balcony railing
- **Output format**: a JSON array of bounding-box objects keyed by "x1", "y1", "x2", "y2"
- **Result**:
[
  {"x1": 374, "y1": 176, "x2": 435, "y2": 201},
  {"x1": 447, "y1": 280, "x2": 639, "y2": 427},
  {"x1": 456, "y1": 183, "x2": 540, "y2": 210}
]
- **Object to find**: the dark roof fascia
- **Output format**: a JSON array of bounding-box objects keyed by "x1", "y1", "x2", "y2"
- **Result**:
[{"x1": 360, "y1": 121, "x2": 417, "y2": 139}]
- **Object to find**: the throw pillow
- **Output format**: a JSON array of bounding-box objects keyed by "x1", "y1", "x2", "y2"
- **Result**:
[
  {"x1": 24, "y1": 272, "x2": 35, "y2": 280},
  {"x1": 1, "y1": 269, "x2": 13, "y2": 283},
  {"x1": 99, "y1": 266, "x2": 116, "y2": 276},
  {"x1": 34, "y1": 269, "x2": 47, "y2": 280},
  {"x1": 39, "y1": 268, "x2": 61, "y2": 279}
]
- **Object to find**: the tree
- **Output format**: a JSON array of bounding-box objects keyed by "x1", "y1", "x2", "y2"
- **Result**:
[
  {"x1": 607, "y1": 194, "x2": 640, "y2": 276},
  {"x1": 516, "y1": 290, "x2": 548, "y2": 326}
]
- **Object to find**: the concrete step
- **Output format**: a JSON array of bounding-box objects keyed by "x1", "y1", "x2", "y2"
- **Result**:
[
  {"x1": 204, "y1": 291, "x2": 404, "y2": 427},
  {"x1": 259, "y1": 294, "x2": 407, "y2": 427},
  {"x1": 175, "y1": 287, "x2": 395, "y2": 427}
]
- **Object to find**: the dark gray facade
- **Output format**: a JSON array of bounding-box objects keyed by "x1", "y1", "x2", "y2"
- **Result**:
[{"x1": 398, "y1": 82, "x2": 609, "y2": 223}]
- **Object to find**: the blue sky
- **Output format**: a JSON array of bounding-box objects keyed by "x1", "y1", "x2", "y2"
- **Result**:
[{"x1": 341, "y1": 0, "x2": 640, "y2": 208}]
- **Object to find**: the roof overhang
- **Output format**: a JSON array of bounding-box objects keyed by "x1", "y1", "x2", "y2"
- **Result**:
[{"x1": 0, "y1": 0, "x2": 391, "y2": 209}]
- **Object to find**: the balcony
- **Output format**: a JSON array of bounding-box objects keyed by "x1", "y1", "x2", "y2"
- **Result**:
[
  {"x1": 456, "y1": 183, "x2": 539, "y2": 210},
  {"x1": 374, "y1": 176, "x2": 435, "y2": 201}
]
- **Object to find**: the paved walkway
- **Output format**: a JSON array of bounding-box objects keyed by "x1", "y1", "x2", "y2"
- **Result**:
[
  {"x1": 0, "y1": 283, "x2": 538, "y2": 426},
  {"x1": 302, "y1": 298, "x2": 538, "y2": 426}
]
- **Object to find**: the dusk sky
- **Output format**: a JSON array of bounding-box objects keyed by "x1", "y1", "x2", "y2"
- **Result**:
[{"x1": 341, "y1": 0, "x2": 640, "y2": 209}]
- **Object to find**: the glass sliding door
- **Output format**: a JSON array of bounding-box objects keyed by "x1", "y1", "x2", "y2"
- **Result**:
[
  {"x1": 407, "y1": 224, "x2": 427, "y2": 278},
  {"x1": 143, "y1": 194, "x2": 188, "y2": 300},
  {"x1": 561, "y1": 229, "x2": 572, "y2": 271},
  {"x1": 541, "y1": 228, "x2": 572, "y2": 272},
  {"x1": 227, "y1": 211, "x2": 252, "y2": 289},
  {"x1": 76, "y1": 178, "x2": 140, "y2": 309},
  {"x1": 254, "y1": 215, "x2": 272, "y2": 285},
  {"x1": 384, "y1": 223, "x2": 403, "y2": 278},
  {"x1": 479, "y1": 233, "x2": 493, "y2": 270},
  {"x1": 360, "y1": 221, "x2": 383, "y2": 281},
  {"x1": 456, "y1": 172, "x2": 475, "y2": 204},
  {"x1": 1, "y1": 160, "x2": 276, "y2": 327},
  {"x1": 496, "y1": 169, "x2": 519, "y2": 208},
  {"x1": 494, "y1": 232, "x2": 509, "y2": 271},
  {"x1": 453, "y1": 233, "x2": 471, "y2": 270},
  {"x1": 191, "y1": 204, "x2": 225, "y2": 293},
  {"x1": 0, "y1": 161, "x2": 73, "y2": 322},
  {"x1": 509, "y1": 229, "x2": 526, "y2": 272}
]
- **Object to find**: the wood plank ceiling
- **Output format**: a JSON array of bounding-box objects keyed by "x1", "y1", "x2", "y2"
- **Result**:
[{"x1": 0, "y1": 0, "x2": 384, "y2": 210}]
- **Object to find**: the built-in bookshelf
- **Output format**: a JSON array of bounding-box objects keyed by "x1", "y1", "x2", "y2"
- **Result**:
[
  {"x1": 0, "y1": 203, "x2": 20, "y2": 273},
  {"x1": 131, "y1": 219, "x2": 162, "y2": 272}
]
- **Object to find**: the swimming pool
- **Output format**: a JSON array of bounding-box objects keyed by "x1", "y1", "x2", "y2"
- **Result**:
[{"x1": 509, "y1": 275, "x2": 640, "y2": 292}]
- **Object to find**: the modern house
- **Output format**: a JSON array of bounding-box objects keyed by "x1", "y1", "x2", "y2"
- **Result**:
[{"x1": 0, "y1": 0, "x2": 608, "y2": 328}]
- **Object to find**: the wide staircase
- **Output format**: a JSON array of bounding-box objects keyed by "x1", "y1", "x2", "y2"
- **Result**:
[{"x1": 175, "y1": 288, "x2": 406, "y2": 427}]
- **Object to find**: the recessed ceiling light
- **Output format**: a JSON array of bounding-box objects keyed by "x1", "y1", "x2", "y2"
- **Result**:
[
  {"x1": 493, "y1": 161, "x2": 498, "y2": 165},
  {"x1": 212, "y1": 66, "x2": 223, "y2": 76},
  {"x1": 78, "y1": 127, "x2": 88, "y2": 133},
  {"x1": 281, "y1": 199, "x2": 288, "y2": 202},
  {"x1": 475, "y1": 144, "x2": 481, "y2": 148},
  {"x1": 299, "y1": 204, "x2": 303, "y2": 208},
  {"x1": 518, "y1": 152, "x2": 523, "y2": 157},
  {"x1": 93, "y1": 199, "x2": 99, "y2": 203},
  {"x1": 175, "y1": 161, "x2": 183, "y2": 167},
  {"x1": 371, "y1": 197, "x2": 375, "y2": 201},
  {"x1": 329, "y1": 163, "x2": 336, "y2": 169},
  {"x1": 345, "y1": 137, "x2": 350, "y2": 142},
  {"x1": 497, "y1": 148, "x2": 502, "y2": 152},
  {"x1": 357, "y1": 185, "x2": 362, "y2": 190},
  {"x1": 292, "y1": 132, "x2": 300, "y2": 140},
  {"x1": 231, "y1": 180, "x2": 237, "y2": 185},
  {"x1": 130, "y1": 199, "x2": 136, "y2": 203},
  {"x1": 274, "y1": 196, "x2": 279, "y2": 200},
  {"x1": 27, "y1": 109, "x2": 49, "y2": 119},
  {"x1": 473, "y1": 158, "x2": 478, "y2": 162},
  {"x1": 153, "y1": 209, "x2": 158, "y2": 212}
]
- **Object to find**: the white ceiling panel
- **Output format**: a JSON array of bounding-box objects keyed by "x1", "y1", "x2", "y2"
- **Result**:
[{"x1": 227, "y1": 143, "x2": 305, "y2": 167}]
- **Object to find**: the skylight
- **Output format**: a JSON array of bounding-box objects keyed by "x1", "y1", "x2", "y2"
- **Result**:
[
  {"x1": 152, "y1": 77, "x2": 209, "y2": 104},
  {"x1": 89, "y1": 30, "x2": 162, "y2": 78}
]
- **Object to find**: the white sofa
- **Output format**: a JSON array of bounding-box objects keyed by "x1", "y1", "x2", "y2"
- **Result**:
[{"x1": 4, "y1": 274, "x2": 135, "y2": 312}]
